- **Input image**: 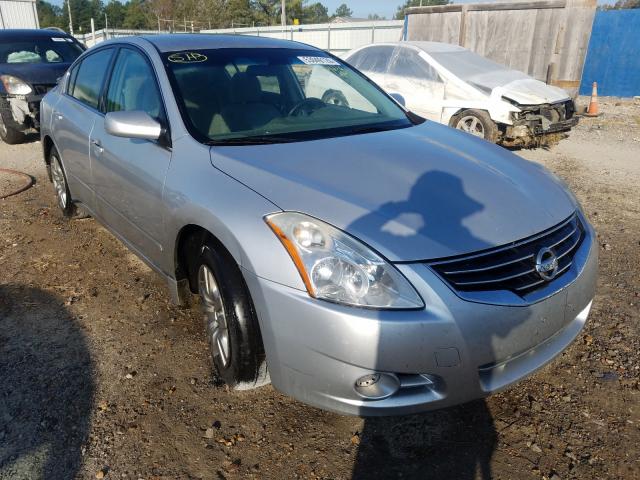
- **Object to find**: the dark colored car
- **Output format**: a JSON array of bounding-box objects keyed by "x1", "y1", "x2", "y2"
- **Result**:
[{"x1": 0, "y1": 29, "x2": 84, "y2": 144}]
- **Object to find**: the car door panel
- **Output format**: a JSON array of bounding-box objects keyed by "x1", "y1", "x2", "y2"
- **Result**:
[
  {"x1": 91, "y1": 124, "x2": 171, "y2": 261},
  {"x1": 51, "y1": 97, "x2": 96, "y2": 205}
]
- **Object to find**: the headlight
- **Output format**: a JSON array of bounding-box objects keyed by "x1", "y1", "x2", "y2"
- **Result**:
[
  {"x1": 265, "y1": 212, "x2": 424, "y2": 310},
  {"x1": 0, "y1": 75, "x2": 32, "y2": 95}
]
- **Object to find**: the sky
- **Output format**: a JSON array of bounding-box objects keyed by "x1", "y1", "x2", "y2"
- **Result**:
[{"x1": 323, "y1": 0, "x2": 400, "y2": 19}]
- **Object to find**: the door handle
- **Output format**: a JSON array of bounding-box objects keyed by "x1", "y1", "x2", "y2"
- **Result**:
[{"x1": 91, "y1": 139, "x2": 104, "y2": 153}]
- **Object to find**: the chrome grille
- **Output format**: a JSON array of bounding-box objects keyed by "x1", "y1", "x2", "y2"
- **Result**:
[{"x1": 429, "y1": 214, "x2": 584, "y2": 296}]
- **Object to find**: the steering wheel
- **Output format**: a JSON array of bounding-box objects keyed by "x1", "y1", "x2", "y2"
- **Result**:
[{"x1": 288, "y1": 98, "x2": 327, "y2": 117}]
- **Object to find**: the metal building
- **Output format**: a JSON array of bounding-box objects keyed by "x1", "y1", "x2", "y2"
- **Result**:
[{"x1": 0, "y1": 0, "x2": 39, "y2": 29}]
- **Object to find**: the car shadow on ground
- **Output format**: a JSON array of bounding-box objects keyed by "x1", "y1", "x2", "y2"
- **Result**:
[
  {"x1": 0, "y1": 285, "x2": 94, "y2": 479},
  {"x1": 352, "y1": 400, "x2": 496, "y2": 479}
]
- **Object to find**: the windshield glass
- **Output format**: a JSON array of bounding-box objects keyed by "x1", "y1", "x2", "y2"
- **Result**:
[
  {"x1": 429, "y1": 50, "x2": 527, "y2": 83},
  {"x1": 0, "y1": 38, "x2": 84, "y2": 64},
  {"x1": 163, "y1": 48, "x2": 413, "y2": 144}
]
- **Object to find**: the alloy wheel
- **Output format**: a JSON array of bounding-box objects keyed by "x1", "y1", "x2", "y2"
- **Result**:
[
  {"x1": 50, "y1": 156, "x2": 68, "y2": 211},
  {"x1": 198, "y1": 264, "x2": 231, "y2": 368},
  {"x1": 456, "y1": 115, "x2": 485, "y2": 138}
]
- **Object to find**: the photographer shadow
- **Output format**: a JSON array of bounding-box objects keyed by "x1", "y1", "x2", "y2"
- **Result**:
[{"x1": 348, "y1": 170, "x2": 516, "y2": 479}]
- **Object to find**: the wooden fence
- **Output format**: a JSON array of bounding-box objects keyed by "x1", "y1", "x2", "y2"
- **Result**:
[{"x1": 405, "y1": 0, "x2": 597, "y2": 97}]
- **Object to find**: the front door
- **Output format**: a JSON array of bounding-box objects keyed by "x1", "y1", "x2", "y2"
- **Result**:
[{"x1": 90, "y1": 47, "x2": 172, "y2": 266}]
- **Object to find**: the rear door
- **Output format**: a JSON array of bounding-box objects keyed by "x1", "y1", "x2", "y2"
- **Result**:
[
  {"x1": 90, "y1": 46, "x2": 172, "y2": 266},
  {"x1": 51, "y1": 47, "x2": 114, "y2": 209}
]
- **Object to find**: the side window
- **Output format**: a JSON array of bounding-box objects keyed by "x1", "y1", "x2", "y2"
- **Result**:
[
  {"x1": 348, "y1": 46, "x2": 394, "y2": 74},
  {"x1": 69, "y1": 49, "x2": 114, "y2": 109},
  {"x1": 105, "y1": 49, "x2": 163, "y2": 121},
  {"x1": 390, "y1": 48, "x2": 442, "y2": 82},
  {"x1": 66, "y1": 63, "x2": 79, "y2": 94}
]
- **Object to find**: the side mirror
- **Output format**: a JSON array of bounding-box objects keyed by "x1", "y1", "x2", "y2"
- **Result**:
[
  {"x1": 105, "y1": 111, "x2": 162, "y2": 141},
  {"x1": 389, "y1": 93, "x2": 406, "y2": 107}
]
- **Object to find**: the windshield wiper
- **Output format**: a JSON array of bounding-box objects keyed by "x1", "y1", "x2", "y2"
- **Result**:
[
  {"x1": 208, "y1": 136, "x2": 300, "y2": 146},
  {"x1": 349, "y1": 124, "x2": 407, "y2": 135}
]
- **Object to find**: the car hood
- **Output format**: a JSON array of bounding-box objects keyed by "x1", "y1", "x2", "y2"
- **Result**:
[
  {"x1": 495, "y1": 78, "x2": 571, "y2": 105},
  {"x1": 210, "y1": 122, "x2": 576, "y2": 262},
  {"x1": 0, "y1": 62, "x2": 70, "y2": 86},
  {"x1": 464, "y1": 69, "x2": 570, "y2": 105}
]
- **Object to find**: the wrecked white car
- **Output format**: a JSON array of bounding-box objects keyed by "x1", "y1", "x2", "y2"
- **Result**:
[{"x1": 344, "y1": 41, "x2": 578, "y2": 147}]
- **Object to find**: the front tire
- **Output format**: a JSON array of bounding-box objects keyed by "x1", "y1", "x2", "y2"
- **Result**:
[
  {"x1": 451, "y1": 109, "x2": 499, "y2": 143},
  {"x1": 194, "y1": 241, "x2": 267, "y2": 389},
  {"x1": 0, "y1": 110, "x2": 26, "y2": 145}
]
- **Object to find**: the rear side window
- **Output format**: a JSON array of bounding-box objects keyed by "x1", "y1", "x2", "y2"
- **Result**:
[
  {"x1": 389, "y1": 48, "x2": 442, "y2": 82},
  {"x1": 69, "y1": 49, "x2": 114, "y2": 109},
  {"x1": 348, "y1": 46, "x2": 395, "y2": 73},
  {"x1": 105, "y1": 48, "x2": 163, "y2": 121}
]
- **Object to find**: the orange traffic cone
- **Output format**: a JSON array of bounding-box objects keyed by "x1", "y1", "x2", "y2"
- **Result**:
[{"x1": 585, "y1": 82, "x2": 599, "y2": 117}]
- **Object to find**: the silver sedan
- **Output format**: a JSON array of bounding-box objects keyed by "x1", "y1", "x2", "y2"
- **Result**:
[{"x1": 40, "y1": 34, "x2": 597, "y2": 416}]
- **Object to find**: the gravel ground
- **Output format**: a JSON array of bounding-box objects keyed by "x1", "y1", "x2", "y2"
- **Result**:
[{"x1": 0, "y1": 98, "x2": 638, "y2": 480}]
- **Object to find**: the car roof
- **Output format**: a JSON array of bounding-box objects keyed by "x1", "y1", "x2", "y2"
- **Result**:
[
  {"x1": 405, "y1": 41, "x2": 467, "y2": 53},
  {"x1": 139, "y1": 34, "x2": 319, "y2": 53},
  {"x1": 0, "y1": 29, "x2": 74, "y2": 40},
  {"x1": 358, "y1": 41, "x2": 467, "y2": 54}
]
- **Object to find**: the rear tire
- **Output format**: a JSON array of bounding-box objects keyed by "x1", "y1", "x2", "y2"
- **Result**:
[
  {"x1": 0, "y1": 110, "x2": 26, "y2": 145},
  {"x1": 192, "y1": 240, "x2": 268, "y2": 390},
  {"x1": 450, "y1": 109, "x2": 499, "y2": 143},
  {"x1": 49, "y1": 147, "x2": 77, "y2": 219}
]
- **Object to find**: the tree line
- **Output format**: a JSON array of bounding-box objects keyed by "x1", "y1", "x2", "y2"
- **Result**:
[{"x1": 37, "y1": 0, "x2": 448, "y2": 34}]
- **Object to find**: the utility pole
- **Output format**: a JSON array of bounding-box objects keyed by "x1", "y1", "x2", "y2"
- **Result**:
[
  {"x1": 105, "y1": 13, "x2": 108, "y2": 40},
  {"x1": 67, "y1": 0, "x2": 74, "y2": 35},
  {"x1": 281, "y1": 0, "x2": 286, "y2": 39}
]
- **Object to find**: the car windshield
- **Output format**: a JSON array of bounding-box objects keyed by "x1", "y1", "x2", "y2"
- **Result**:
[
  {"x1": 429, "y1": 50, "x2": 527, "y2": 83},
  {"x1": 163, "y1": 48, "x2": 413, "y2": 145},
  {"x1": 0, "y1": 38, "x2": 84, "y2": 64}
]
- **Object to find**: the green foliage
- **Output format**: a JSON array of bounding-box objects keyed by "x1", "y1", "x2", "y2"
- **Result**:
[
  {"x1": 37, "y1": 1, "x2": 67, "y2": 30},
  {"x1": 394, "y1": 0, "x2": 450, "y2": 20},
  {"x1": 333, "y1": 3, "x2": 352, "y2": 18},
  {"x1": 37, "y1": 0, "x2": 409, "y2": 33},
  {"x1": 600, "y1": 0, "x2": 640, "y2": 9}
]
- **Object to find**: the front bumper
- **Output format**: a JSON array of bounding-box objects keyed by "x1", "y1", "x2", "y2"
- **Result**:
[
  {"x1": 244, "y1": 220, "x2": 597, "y2": 416},
  {"x1": 0, "y1": 92, "x2": 46, "y2": 132}
]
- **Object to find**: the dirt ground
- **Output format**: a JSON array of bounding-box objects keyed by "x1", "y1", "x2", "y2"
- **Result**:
[{"x1": 0, "y1": 97, "x2": 638, "y2": 480}]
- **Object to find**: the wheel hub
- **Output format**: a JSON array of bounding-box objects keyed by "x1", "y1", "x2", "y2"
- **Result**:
[
  {"x1": 50, "y1": 158, "x2": 68, "y2": 210},
  {"x1": 456, "y1": 115, "x2": 485, "y2": 138},
  {"x1": 198, "y1": 264, "x2": 231, "y2": 368}
]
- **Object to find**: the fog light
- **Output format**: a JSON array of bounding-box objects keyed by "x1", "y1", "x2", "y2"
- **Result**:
[{"x1": 354, "y1": 372, "x2": 400, "y2": 400}]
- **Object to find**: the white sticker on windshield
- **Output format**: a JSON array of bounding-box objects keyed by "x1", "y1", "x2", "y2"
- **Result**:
[{"x1": 298, "y1": 56, "x2": 339, "y2": 66}]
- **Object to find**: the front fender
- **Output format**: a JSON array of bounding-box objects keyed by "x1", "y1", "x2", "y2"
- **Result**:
[{"x1": 161, "y1": 136, "x2": 306, "y2": 292}]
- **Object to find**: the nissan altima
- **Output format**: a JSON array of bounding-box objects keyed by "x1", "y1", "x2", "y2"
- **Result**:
[{"x1": 40, "y1": 35, "x2": 597, "y2": 416}]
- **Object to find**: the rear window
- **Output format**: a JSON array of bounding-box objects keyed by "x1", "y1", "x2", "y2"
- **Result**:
[{"x1": 0, "y1": 37, "x2": 84, "y2": 64}]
